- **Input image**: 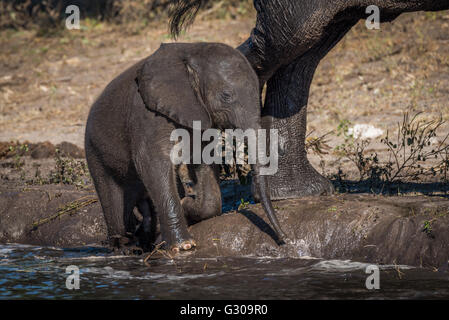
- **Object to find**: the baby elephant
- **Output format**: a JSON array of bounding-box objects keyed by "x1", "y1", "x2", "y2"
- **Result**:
[{"x1": 85, "y1": 42, "x2": 285, "y2": 252}]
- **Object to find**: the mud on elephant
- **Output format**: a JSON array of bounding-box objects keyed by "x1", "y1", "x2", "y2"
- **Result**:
[{"x1": 85, "y1": 42, "x2": 285, "y2": 253}]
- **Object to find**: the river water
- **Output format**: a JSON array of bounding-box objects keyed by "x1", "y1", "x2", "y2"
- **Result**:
[{"x1": 1, "y1": 244, "x2": 448, "y2": 299}]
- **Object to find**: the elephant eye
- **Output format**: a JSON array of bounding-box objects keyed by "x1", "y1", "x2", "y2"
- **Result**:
[{"x1": 220, "y1": 90, "x2": 235, "y2": 103}]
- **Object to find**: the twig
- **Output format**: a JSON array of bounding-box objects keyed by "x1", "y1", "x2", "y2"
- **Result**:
[
  {"x1": 30, "y1": 197, "x2": 97, "y2": 230},
  {"x1": 394, "y1": 263, "x2": 405, "y2": 280},
  {"x1": 143, "y1": 241, "x2": 167, "y2": 265}
]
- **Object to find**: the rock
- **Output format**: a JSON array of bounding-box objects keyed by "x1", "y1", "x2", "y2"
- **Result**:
[
  {"x1": 0, "y1": 183, "x2": 448, "y2": 269},
  {"x1": 30, "y1": 141, "x2": 56, "y2": 159},
  {"x1": 347, "y1": 124, "x2": 384, "y2": 140},
  {"x1": 56, "y1": 141, "x2": 85, "y2": 158}
]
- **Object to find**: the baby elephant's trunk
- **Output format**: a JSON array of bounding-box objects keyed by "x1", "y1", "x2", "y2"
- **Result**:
[{"x1": 252, "y1": 164, "x2": 286, "y2": 242}]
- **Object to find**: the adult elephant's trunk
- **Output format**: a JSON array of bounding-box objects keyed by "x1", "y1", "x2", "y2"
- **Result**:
[{"x1": 252, "y1": 164, "x2": 286, "y2": 242}]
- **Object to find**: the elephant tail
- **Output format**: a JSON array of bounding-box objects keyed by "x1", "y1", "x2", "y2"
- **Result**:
[{"x1": 168, "y1": 0, "x2": 212, "y2": 37}]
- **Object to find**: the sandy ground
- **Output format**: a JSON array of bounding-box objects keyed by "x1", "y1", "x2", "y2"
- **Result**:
[{"x1": 0, "y1": 10, "x2": 448, "y2": 182}]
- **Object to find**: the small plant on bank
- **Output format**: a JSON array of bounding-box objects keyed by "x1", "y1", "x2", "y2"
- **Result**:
[
  {"x1": 7, "y1": 143, "x2": 29, "y2": 169},
  {"x1": 381, "y1": 112, "x2": 449, "y2": 182},
  {"x1": 48, "y1": 149, "x2": 90, "y2": 187},
  {"x1": 333, "y1": 112, "x2": 449, "y2": 191},
  {"x1": 238, "y1": 198, "x2": 250, "y2": 211},
  {"x1": 334, "y1": 120, "x2": 386, "y2": 182},
  {"x1": 422, "y1": 220, "x2": 435, "y2": 238}
]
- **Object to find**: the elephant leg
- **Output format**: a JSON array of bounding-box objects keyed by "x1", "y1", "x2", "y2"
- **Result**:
[
  {"x1": 181, "y1": 164, "x2": 222, "y2": 225},
  {"x1": 86, "y1": 143, "x2": 142, "y2": 251},
  {"x1": 135, "y1": 197, "x2": 158, "y2": 251},
  {"x1": 86, "y1": 153, "x2": 128, "y2": 245},
  {"x1": 134, "y1": 154, "x2": 195, "y2": 252},
  {"x1": 90, "y1": 177, "x2": 142, "y2": 250},
  {"x1": 261, "y1": 55, "x2": 334, "y2": 200},
  {"x1": 238, "y1": 8, "x2": 357, "y2": 200}
]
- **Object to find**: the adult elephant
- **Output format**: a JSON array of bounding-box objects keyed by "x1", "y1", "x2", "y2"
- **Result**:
[{"x1": 168, "y1": 0, "x2": 449, "y2": 200}]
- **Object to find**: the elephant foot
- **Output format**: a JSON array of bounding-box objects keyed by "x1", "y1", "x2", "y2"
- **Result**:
[
  {"x1": 120, "y1": 246, "x2": 144, "y2": 256},
  {"x1": 109, "y1": 236, "x2": 145, "y2": 255},
  {"x1": 268, "y1": 163, "x2": 334, "y2": 200},
  {"x1": 170, "y1": 239, "x2": 197, "y2": 253}
]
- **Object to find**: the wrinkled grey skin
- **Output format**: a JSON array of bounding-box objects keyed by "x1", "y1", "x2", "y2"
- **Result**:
[
  {"x1": 85, "y1": 42, "x2": 285, "y2": 252},
  {"x1": 169, "y1": 0, "x2": 449, "y2": 200}
]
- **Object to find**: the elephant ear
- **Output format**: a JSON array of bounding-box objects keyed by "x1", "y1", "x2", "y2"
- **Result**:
[{"x1": 136, "y1": 43, "x2": 212, "y2": 129}]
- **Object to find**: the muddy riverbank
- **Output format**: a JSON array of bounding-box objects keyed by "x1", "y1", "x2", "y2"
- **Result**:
[{"x1": 1, "y1": 180, "x2": 448, "y2": 270}]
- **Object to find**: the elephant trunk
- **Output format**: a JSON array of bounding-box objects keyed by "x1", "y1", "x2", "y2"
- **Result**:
[{"x1": 252, "y1": 164, "x2": 286, "y2": 242}]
